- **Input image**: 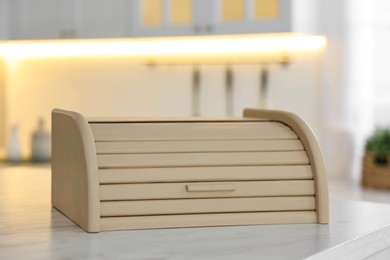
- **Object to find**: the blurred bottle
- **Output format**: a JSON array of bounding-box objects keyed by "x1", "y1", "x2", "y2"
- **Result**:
[
  {"x1": 31, "y1": 118, "x2": 50, "y2": 162},
  {"x1": 8, "y1": 124, "x2": 22, "y2": 162}
]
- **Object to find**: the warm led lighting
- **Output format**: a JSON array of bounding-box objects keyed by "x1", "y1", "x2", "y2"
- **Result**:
[{"x1": 0, "y1": 34, "x2": 326, "y2": 65}]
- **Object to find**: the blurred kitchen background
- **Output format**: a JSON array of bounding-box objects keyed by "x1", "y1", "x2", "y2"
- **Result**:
[{"x1": 0, "y1": 0, "x2": 388, "y2": 181}]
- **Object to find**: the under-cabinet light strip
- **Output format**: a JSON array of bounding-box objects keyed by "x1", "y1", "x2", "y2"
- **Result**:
[{"x1": 0, "y1": 34, "x2": 326, "y2": 64}]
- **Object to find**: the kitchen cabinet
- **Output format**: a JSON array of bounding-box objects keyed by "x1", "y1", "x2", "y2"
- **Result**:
[
  {"x1": 56, "y1": 0, "x2": 82, "y2": 39},
  {"x1": 130, "y1": 0, "x2": 202, "y2": 37},
  {"x1": 4, "y1": 0, "x2": 292, "y2": 40},
  {"x1": 81, "y1": 0, "x2": 126, "y2": 38},
  {"x1": 132, "y1": 0, "x2": 291, "y2": 37},
  {"x1": 8, "y1": 0, "x2": 80, "y2": 39},
  {"x1": 8, "y1": 0, "x2": 57, "y2": 39},
  {"x1": 210, "y1": 0, "x2": 291, "y2": 35},
  {"x1": 7, "y1": 0, "x2": 128, "y2": 40},
  {"x1": 0, "y1": 0, "x2": 8, "y2": 39}
]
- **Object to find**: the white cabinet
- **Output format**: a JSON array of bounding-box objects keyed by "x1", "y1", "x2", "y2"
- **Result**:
[
  {"x1": 6, "y1": 0, "x2": 129, "y2": 40},
  {"x1": 130, "y1": 0, "x2": 201, "y2": 37},
  {"x1": 0, "y1": 0, "x2": 8, "y2": 39},
  {"x1": 132, "y1": 0, "x2": 291, "y2": 37},
  {"x1": 210, "y1": 0, "x2": 291, "y2": 35},
  {"x1": 56, "y1": 0, "x2": 81, "y2": 39},
  {"x1": 8, "y1": 0, "x2": 80, "y2": 39},
  {"x1": 4, "y1": 0, "x2": 293, "y2": 40},
  {"x1": 9, "y1": 0, "x2": 56, "y2": 39},
  {"x1": 81, "y1": 0, "x2": 126, "y2": 38}
]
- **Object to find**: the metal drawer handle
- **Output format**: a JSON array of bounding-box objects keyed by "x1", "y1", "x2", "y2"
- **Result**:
[{"x1": 186, "y1": 183, "x2": 237, "y2": 192}]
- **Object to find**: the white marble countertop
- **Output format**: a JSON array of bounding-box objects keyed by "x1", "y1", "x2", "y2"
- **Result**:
[{"x1": 1, "y1": 165, "x2": 390, "y2": 260}]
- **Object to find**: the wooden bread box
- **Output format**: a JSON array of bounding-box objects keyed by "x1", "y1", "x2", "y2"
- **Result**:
[{"x1": 51, "y1": 108, "x2": 329, "y2": 232}]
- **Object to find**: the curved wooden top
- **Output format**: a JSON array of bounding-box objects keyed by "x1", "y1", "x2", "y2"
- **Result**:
[{"x1": 243, "y1": 108, "x2": 329, "y2": 224}]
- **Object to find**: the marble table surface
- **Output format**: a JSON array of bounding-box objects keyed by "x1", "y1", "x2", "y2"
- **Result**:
[{"x1": 1, "y1": 165, "x2": 390, "y2": 260}]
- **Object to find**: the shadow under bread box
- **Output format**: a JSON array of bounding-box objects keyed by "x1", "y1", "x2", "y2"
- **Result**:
[{"x1": 51, "y1": 108, "x2": 329, "y2": 233}]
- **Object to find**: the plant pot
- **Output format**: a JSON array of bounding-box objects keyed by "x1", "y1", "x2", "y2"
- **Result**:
[{"x1": 362, "y1": 153, "x2": 390, "y2": 189}]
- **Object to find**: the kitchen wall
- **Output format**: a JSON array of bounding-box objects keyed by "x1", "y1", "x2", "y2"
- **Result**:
[
  {"x1": 0, "y1": 0, "x2": 330, "y2": 170},
  {"x1": 315, "y1": 0, "x2": 350, "y2": 177},
  {"x1": 4, "y1": 50, "x2": 324, "y2": 159},
  {"x1": 0, "y1": 57, "x2": 6, "y2": 153},
  {"x1": 0, "y1": 0, "x2": 8, "y2": 156}
]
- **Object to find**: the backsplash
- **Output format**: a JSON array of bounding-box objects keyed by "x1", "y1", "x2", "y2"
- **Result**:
[
  {"x1": 0, "y1": 51, "x2": 323, "y2": 159},
  {"x1": 0, "y1": 58, "x2": 6, "y2": 152}
]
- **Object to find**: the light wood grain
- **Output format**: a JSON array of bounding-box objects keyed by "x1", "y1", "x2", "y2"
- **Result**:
[
  {"x1": 100, "y1": 180, "x2": 315, "y2": 200},
  {"x1": 90, "y1": 121, "x2": 297, "y2": 141},
  {"x1": 88, "y1": 117, "x2": 269, "y2": 123},
  {"x1": 95, "y1": 139, "x2": 304, "y2": 154},
  {"x1": 51, "y1": 108, "x2": 327, "y2": 232},
  {"x1": 97, "y1": 151, "x2": 309, "y2": 168},
  {"x1": 244, "y1": 108, "x2": 329, "y2": 224},
  {"x1": 52, "y1": 109, "x2": 100, "y2": 232},
  {"x1": 100, "y1": 196, "x2": 315, "y2": 216},
  {"x1": 99, "y1": 165, "x2": 313, "y2": 184},
  {"x1": 186, "y1": 183, "x2": 237, "y2": 192},
  {"x1": 100, "y1": 211, "x2": 317, "y2": 231}
]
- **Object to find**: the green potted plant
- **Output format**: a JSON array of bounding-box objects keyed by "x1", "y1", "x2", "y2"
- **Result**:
[{"x1": 362, "y1": 128, "x2": 390, "y2": 188}]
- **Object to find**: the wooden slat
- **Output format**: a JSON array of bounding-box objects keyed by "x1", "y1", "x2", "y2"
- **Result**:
[
  {"x1": 97, "y1": 151, "x2": 309, "y2": 168},
  {"x1": 99, "y1": 165, "x2": 313, "y2": 184},
  {"x1": 100, "y1": 197, "x2": 315, "y2": 216},
  {"x1": 89, "y1": 122, "x2": 297, "y2": 141},
  {"x1": 100, "y1": 211, "x2": 317, "y2": 231},
  {"x1": 88, "y1": 117, "x2": 269, "y2": 123},
  {"x1": 95, "y1": 139, "x2": 304, "y2": 154},
  {"x1": 100, "y1": 180, "x2": 315, "y2": 201}
]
